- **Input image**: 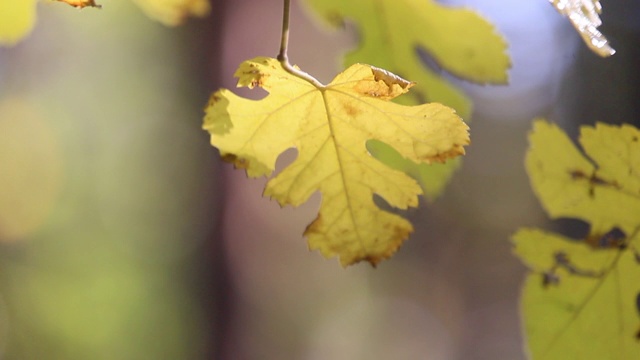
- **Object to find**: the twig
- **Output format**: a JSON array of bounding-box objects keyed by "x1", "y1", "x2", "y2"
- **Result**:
[{"x1": 277, "y1": 0, "x2": 325, "y2": 88}]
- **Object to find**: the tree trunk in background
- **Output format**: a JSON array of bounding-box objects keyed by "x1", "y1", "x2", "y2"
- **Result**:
[{"x1": 189, "y1": 1, "x2": 237, "y2": 358}]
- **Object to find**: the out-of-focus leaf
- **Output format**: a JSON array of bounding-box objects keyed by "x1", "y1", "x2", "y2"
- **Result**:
[
  {"x1": 0, "y1": 98, "x2": 63, "y2": 241},
  {"x1": 513, "y1": 228, "x2": 640, "y2": 359},
  {"x1": 549, "y1": 0, "x2": 615, "y2": 57},
  {"x1": 0, "y1": 0, "x2": 210, "y2": 47},
  {"x1": 513, "y1": 120, "x2": 640, "y2": 359},
  {"x1": 131, "y1": 0, "x2": 210, "y2": 26},
  {"x1": 304, "y1": 0, "x2": 511, "y2": 114},
  {"x1": 0, "y1": 0, "x2": 37, "y2": 46},
  {"x1": 304, "y1": 0, "x2": 510, "y2": 198},
  {"x1": 526, "y1": 120, "x2": 640, "y2": 232}
]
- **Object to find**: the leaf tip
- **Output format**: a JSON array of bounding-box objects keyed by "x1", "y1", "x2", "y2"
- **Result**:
[
  {"x1": 306, "y1": 212, "x2": 413, "y2": 267},
  {"x1": 203, "y1": 89, "x2": 233, "y2": 135},
  {"x1": 220, "y1": 153, "x2": 272, "y2": 178},
  {"x1": 233, "y1": 57, "x2": 277, "y2": 89}
]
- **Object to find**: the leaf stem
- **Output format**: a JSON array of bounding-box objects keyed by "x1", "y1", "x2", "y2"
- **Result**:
[
  {"x1": 277, "y1": 0, "x2": 325, "y2": 88},
  {"x1": 277, "y1": 0, "x2": 291, "y2": 64}
]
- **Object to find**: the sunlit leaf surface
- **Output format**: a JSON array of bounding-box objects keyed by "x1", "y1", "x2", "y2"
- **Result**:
[
  {"x1": 204, "y1": 57, "x2": 469, "y2": 266},
  {"x1": 305, "y1": 0, "x2": 510, "y2": 199}
]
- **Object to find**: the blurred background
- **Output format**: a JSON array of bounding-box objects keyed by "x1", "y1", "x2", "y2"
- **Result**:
[{"x1": 0, "y1": 0, "x2": 638, "y2": 359}]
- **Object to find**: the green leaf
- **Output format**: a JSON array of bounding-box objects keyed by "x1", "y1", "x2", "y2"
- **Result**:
[
  {"x1": 304, "y1": 0, "x2": 510, "y2": 115},
  {"x1": 526, "y1": 120, "x2": 640, "y2": 232},
  {"x1": 304, "y1": 0, "x2": 510, "y2": 198},
  {"x1": 0, "y1": 0, "x2": 211, "y2": 47},
  {"x1": 514, "y1": 120, "x2": 640, "y2": 359},
  {"x1": 513, "y1": 228, "x2": 640, "y2": 359},
  {"x1": 512, "y1": 228, "x2": 613, "y2": 273},
  {"x1": 131, "y1": 0, "x2": 210, "y2": 26},
  {"x1": 0, "y1": 0, "x2": 37, "y2": 46}
]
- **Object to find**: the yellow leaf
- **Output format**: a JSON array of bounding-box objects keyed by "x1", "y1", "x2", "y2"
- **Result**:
[
  {"x1": 131, "y1": 0, "x2": 210, "y2": 26},
  {"x1": 366, "y1": 139, "x2": 461, "y2": 200},
  {"x1": 512, "y1": 228, "x2": 613, "y2": 274},
  {"x1": 203, "y1": 57, "x2": 469, "y2": 266},
  {"x1": 515, "y1": 120, "x2": 640, "y2": 359},
  {"x1": 526, "y1": 119, "x2": 640, "y2": 233},
  {"x1": 0, "y1": 0, "x2": 37, "y2": 46},
  {"x1": 512, "y1": 228, "x2": 640, "y2": 359},
  {"x1": 580, "y1": 123, "x2": 640, "y2": 197},
  {"x1": 305, "y1": 0, "x2": 511, "y2": 117},
  {"x1": 304, "y1": 0, "x2": 510, "y2": 199}
]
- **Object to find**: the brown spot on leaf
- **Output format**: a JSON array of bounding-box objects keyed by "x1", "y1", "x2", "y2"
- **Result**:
[
  {"x1": 364, "y1": 255, "x2": 380, "y2": 268},
  {"x1": 554, "y1": 251, "x2": 602, "y2": 277},
  {"x1": 425, "y1": 143, "x2": 468, "y2": 163},
  {"x1": 221, "y1": 153, "x2": 251, "y2": 170},
  {"x1": 303, "y1": 214, "x2": 323, "y2": 236},
  {"x1": 220, "y1": 153, "x2": 238, "y2": 163},
  {"x1": 325, "y1": 11, "x2": 346, "y2": 27},
  {"x1": 569, "y1": 169, "x2": 620, "y2": 197},
  {"x1": 354, "y1": 67, "x2": 416, "y2": 100},
  {"x1": 248, "y1": 73, "x2": 268, "y2": 89},
  {"x1": 569, "y1": 170, "x2": 589, "y2": 180},
  {"x1": 207, "y1": 94, "x2": 221, "y2": 106},
  {"x1": 570, "y1": 169, "x2": 614, "y2": 187},
  {"x1": 360, "y1": 223, "x2": 411, "y2": 267},
  {"x1": 57, "y1": 0, "x2": 101, "y2": 8},
  {"x1": 585, "y1": 227, "x2": 627, "y2": 249},
  {"x1": 542, "y1": 271, "x2": 560, "y2": 288},
  {"x1": 343, "y1": 103, "x2": 360, "y2": 117}
]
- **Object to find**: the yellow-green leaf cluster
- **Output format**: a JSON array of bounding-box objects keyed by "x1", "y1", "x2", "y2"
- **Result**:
[
  {"x1": 203, "y1": 57, "x2": 469, "y2": 266},
  {"x1": 304, "y1": 0, "x2": 510, "y2": 199},
  {"x1": 0, "y1": 0, "x2": 210, "y2": 46},
  {"x1": 0, "y1": 0, "x2": 37, "y2": 46},
  {"x1": 513, "y1": 119, "x2": 640, "y2": 359},
  {"x1": 131, "y1": 0, "x2": 210, "y2": 26}
]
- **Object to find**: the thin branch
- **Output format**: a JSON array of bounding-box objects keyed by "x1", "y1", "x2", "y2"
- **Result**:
[
  {"x1": 277, "y1": 0, "x2": 291, "y2": 63},
  {"x1": 277, "y1": 0, "x2": 325, "y2": 88}
]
